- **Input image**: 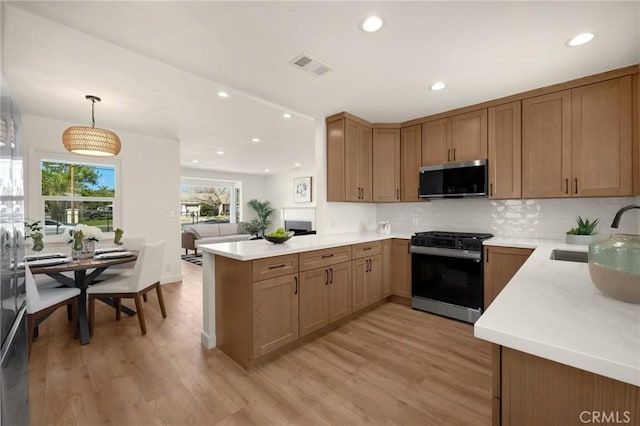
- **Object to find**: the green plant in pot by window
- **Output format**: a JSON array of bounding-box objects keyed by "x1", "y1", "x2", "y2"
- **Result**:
[
  {"x1": 241, "y1": 199, "x2": 274, "y2": 238},
  {"x1": 24, "y1": 220, "x2": 44, "y2": 253},
  {"x1": 566, "y1": 216, "x2": 599, "y2": 245}
]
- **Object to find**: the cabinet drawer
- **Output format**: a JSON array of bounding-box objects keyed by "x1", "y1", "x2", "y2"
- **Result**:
[
  {"x1": 352, "y1": 241, "x2": 382, "y2": 259},
  {"x1": 299, "y1": 246, "x2": 352, "y2": 271},
  {"x1": 252, "y1": 254, "x2": 298, "y2": 281}
]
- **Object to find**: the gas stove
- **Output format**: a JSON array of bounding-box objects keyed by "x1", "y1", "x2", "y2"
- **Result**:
[{"x1": 411, "y1": 231, "x2": 493, "y2": 252}]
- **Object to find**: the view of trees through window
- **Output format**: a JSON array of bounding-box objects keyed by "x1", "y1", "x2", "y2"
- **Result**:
[
  {"x1": 180, "y1": 182, "x2": 240, "y2": 228},
  {"x1": 41, "y1": 160, "x2": 116, "y2": 235}
]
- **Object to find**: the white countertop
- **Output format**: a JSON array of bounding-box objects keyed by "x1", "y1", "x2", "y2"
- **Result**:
[
  {"x1": 198, "y1": 231, "x2": 411, "y2": 261},
  {"x1": 476, "y1": 237, "x2": 640, "y2": 386}
]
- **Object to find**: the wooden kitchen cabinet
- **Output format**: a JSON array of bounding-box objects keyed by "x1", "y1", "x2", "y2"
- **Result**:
[
  {"x1": 523, "y1": 77, "x2": 632, "y2": 198},
  {"x1": 252, "y1": 273, "x2": 299, "y2": 358},
  {"x1": 373, "y1": 128, "x2": 401, "y2": 202},
  {"x1": 484, "y1": 246, "x2": 533, "y2": 309},
  {"x1": 400, "y1": 124, "x2": 422, "y2": 201},
  {"x1": 326, "y1": 115, "x2": 373, "y2": 202},
  {"x1": 327, "y1": 261, "x2": 353, "y2": 323},
  {"x1": 391, "y1": 239, "x2": 411, "y2": 298},
  {"x1": 422, "y1": 109, "x2": 488, "y2": 165},
  {"x1": 381, "y1": 239, "x2": 392, "y2": 297},
  {"x1": 352, "y1": 241, "x2": 383, "y2": 312},
  {"x1": 488, "y1": 101, "x2": 522, "y2": 199},
  {"x1": 298, "y1": 267, "x2": 329, "y2": 337}
]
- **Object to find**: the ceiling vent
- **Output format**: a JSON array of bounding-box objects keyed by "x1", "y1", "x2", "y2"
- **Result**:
[{"x1": 290, "y1": 52, "x2": 333, "y2": 77}]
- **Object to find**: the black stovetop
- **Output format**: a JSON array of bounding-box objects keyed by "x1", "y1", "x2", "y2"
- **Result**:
[{"x1": 412, "y1": 231, "x2": 493, "y2": 251}]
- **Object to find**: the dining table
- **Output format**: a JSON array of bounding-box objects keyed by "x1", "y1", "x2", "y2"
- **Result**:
[{"x1": 28, "y1": 252, "x2": 138, "y2": 345}]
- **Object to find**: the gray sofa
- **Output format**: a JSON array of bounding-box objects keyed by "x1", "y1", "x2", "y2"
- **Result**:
[{"x1": 181, "y1": 223, "x2": 252, "y2": 254}]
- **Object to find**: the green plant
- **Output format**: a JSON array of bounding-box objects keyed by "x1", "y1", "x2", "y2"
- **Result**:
[
  {"x1": 567, "y1": 216, "x2": 599, "y2": 235},
  {"x1": 241, "y1": 199, "x2": 274, "y2": 238},
  {"x1": 24, "y1": 220, "x2": 43, "y2": 236},
  {"x1": 24, "y1": 220, "x2": 44, "y2": 252}
]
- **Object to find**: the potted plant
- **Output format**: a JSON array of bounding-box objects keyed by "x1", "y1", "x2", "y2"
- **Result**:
[
  {"x1": 24, "y1": 220, "x2": 44, "y2": 253},
  {"x1": 566, "y1": 216, "x2": 599, "y2": 245},
  {"x1": 241, "y1": 199, "x2": 274, "y2": 238}
]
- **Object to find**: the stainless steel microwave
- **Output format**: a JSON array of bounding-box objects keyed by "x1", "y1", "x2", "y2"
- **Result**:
[{"x1": 419, "y1": 159, "x2": 488, "y2": 199}]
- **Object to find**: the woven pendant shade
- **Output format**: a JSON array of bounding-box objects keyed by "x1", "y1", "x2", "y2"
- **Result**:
[
  {"x1": 63, "y1": 95, "x2": 121, "y2": 157},
  {"x1": 62, "y1": 125, "x2": 121, "y2": 156}
]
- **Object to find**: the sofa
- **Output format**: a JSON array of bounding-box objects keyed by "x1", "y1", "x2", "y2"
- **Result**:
[{"x1": 181, "y1": 223, "x2": 252, "y2": 255}]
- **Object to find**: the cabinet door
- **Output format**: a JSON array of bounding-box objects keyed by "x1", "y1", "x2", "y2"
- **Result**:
[
  {"x1": 328, "y1": 261, "x2": 352, "y2": 323},
  {"x1": 451, "y1": 109, "x2": 488, "y2": 162},
  {"x1": 365, "y1": 255, "x2": 382, "y2": 306},
  {"x1": 326, "y1": 119, "x2": 346, "y2": 201},
  {"x1": 352, "y1": 258, "x2": 367, "y2": 312},
  {"x1": 299, "y1": 268, "x2": 329, "y2": 337},
  {"x1": 359, "y1": 124, "x2": 373, "y2": 201},
  {"x1": 400, "y1": 124, "x2": 422, "y2": 201},
  {"x1": 571, "y1": 77, "x2": 632, "y2": 197},
  {"x1": 391, "y1": 239, "x2": 411, "y2": 298},
  {"x1": 483, "y1": 246, "x2": 533, "y2": 309},
  {"x1": 488, "y1": 102, "x2": 522, "y2": 199},
  {"x1": 344, "y1": 119, "x2": 362, "y2": 201},
  {"x1": 252, "y1": 274, "x2": 299, "y2": 358},
  {"x1": 422, "y1": 118, "x2": 450, "y2": 165},
  {"x1": 373, "y1": 128, "x2": 401, "y2": 202},
  {"x1": 381, "y1": 240, "x2": 392, "y2": 297},
  {"x1": 522, "y1": 90, "x2": 572, "y2": 198}
]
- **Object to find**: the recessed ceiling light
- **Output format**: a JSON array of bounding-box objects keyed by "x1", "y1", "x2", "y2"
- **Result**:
[
  {"x1": 361, "y1": 16, "x2": 383, "y2": 33},
  {"x1": 294, "y1": 162, "x2": 301, "y2": 168},
  {"x1": 216, "y1": 150, "x2": 224, "y2": 155},
  {"x1": 429, "y1": 81, "x2": 446, "y2": 91},
  {"x1": 264, "y1": 168, "x2": 270, "y2": 172},
  {"x1": 282, "y1": 113, "x2": 292, "y2": 119},
  {"x1": 192, "y1": 160, "x2": 199, "y2": 163},
  {"x1": 217, "y1": 91, "x2": 229, "y2": 98},
  {"x1": 252, "y1": 138, "x2": 261, "y2": 143},
  {"x1": 566, "y1": 32, "x2": 594, "y2": 47}
]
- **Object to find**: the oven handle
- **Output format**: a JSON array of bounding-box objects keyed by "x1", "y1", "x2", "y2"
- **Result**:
[{"x1": 410, "y1": 245, "x2": 481, "y2": 261}]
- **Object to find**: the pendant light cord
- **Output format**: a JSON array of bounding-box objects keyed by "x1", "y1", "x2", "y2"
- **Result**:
[{"x1": 91, "y1": 98, "x2": 96, "y2": 128}]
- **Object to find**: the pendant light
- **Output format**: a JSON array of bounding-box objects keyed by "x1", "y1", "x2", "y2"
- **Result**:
[{"x1": 62, "y1": 95, "x2": 121, "y2": 156}]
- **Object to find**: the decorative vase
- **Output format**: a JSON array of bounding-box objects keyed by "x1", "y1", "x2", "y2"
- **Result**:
[
  {"x1": 31, "y1": 232, "x2": 44, "y2": 253},
  {"x1": 72, "y1": 238, "x2": 96, "y2": 260},
  {"x1": 588, "y1": 234, "x2": 640, "y2": 303}
]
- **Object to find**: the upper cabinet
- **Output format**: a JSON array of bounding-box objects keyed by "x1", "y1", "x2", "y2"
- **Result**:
[
  {"x1": 372, "y1": 128, "x2": 401, "y2": 202},
  {"x1": 400, "y1": 124, "x2": 422, "y2": 202},
  {"x1": 523, "y1": 77, "x2": 632, "y2": 198},
  {"x1": 326, "y1": 116, "x2": 373, "y2": 202},
  {"x1": 488, "y1": 101, "x2": 522, "y2": 199},
  {"x1": 422, "y1": 109, "x2": 488, "y2": 165}
]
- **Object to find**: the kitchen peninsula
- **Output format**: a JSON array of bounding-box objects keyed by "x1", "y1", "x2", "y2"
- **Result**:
[{"x1": 198, "y1": 232, "x2": 412, "y2": 368}]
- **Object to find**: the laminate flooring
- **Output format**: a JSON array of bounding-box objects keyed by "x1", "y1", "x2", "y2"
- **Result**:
[{"x1": 29, "y1": 260, "x2": 492, "y2": 425}]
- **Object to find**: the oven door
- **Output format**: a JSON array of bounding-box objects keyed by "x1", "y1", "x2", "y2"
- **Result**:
[{"x1": 411, "y1": 246, "x2": 484, "y2": 322}]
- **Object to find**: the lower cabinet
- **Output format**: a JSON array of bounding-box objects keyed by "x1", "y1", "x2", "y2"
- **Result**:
[
  {"x1": 391, "y1": 238, "x2": 411, "y2": 298},
  {"x1": 299, "y1": 261, "x2": 352, "y2": 337},
  {"x1": 352, "y1": 255, "x2": 382, "y2": 312},
  {"x1": 252, "y1": 273, "x2": 299, "y2": 358}
]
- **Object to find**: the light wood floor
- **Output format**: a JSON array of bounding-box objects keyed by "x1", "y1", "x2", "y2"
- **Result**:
[{"x1": 29, "y1": 261, "x2": 492, "y2": 425}]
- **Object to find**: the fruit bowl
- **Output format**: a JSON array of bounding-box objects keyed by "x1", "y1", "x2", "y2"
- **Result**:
[{"x1": 264, "y1": 231, "x2": 294, "y2": 244}]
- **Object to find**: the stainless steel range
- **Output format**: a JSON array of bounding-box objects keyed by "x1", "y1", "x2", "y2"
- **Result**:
[{"x1": 411, "y1": 231, "x2": 493, "y2": 323}]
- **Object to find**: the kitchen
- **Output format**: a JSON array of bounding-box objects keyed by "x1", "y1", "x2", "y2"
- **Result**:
[{"x1": 3, "y1": 2, "x2": 640, "y2": 425}]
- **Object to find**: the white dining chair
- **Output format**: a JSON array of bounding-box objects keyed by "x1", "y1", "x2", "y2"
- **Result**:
[
  {"x1": 25, "y1": 265, "x2": 81, "y2": 357},
  {"x1": 87, "y1": 240, "x2": 167, "y2": 336},
  {"x1": 95, "y1": 235, "x2": 146, "y2": 280}
]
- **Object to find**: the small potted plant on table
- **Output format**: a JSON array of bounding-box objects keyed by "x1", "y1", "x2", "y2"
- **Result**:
[{"x1": 566, "y1": 216, "x2": 599, "y2": 245}]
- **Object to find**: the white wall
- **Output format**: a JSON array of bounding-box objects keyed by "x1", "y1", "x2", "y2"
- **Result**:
[
  {"x1": 180, "y1": 167, "x2": 266, "y2": 224},
  {"x1": 264, "y1": 167, "x2": 316, "y2": 232},
  {"x1": 24, "y1": 114, "x2": 182, "y2": 283},
  {"x1": 377, "y1": 197, "x2": 640, "y2": 240}
]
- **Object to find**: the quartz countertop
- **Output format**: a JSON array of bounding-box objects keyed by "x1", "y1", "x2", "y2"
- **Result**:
[
  {"x1": 475, "y1": 237, "x2": 640, "y2": 386},
  {"x1": 198, "y1": 231, "x2": 411, "y2": 261}
]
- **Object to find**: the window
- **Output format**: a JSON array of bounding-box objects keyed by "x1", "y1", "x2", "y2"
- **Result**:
[
  {"x1": 180, "y1": 179, "x2": 241, "y2": 228},
  {"x1": 41, "y1": 159, "x2": 117, "y2": 235}
]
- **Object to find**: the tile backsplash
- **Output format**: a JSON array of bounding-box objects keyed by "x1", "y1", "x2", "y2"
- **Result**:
[{"x1": 377, "y1": 197, "x2": 640, "y2": 240}]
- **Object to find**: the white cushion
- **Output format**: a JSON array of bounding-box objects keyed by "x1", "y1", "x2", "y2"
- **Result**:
[
  {"x1": 28, "y1": 287, "x2": 80, "y2": 314},
  {"x1": 187, "y1": 224, "x2": 220, "y2": 238},
  {"x1": 218, "y1": 223, "x2": 238, "y2": 236}
]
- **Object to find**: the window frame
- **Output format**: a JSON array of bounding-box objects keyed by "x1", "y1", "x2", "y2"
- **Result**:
[
  {"x1": 33, "y1": 150, "x2": 121, "y2": 241},
  {"x1": 180, "y1": 176, "x2": 243, "y2": 225}
]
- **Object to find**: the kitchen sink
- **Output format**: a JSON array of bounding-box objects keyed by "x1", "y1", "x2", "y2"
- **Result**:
[{"x1": 550, "y1": 249, "x2": 588, "y2": 263}]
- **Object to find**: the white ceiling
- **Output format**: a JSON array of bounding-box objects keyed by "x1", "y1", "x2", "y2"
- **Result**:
[{"x1": 4, "y1": 1, "x2": 639, "y2": 175}]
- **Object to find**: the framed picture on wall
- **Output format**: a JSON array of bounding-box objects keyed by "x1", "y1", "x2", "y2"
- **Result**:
[{"x1": 294, "y1": 176, "x2": 312, "y2": 203}]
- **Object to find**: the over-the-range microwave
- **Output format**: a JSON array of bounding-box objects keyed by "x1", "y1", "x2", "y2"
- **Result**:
[{"x1": 419, "y1": 159, "x2": 488, "y2": 199}]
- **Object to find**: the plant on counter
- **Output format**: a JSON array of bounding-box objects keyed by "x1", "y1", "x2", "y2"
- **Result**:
[
  {"x1": 566, "y1": 216, "x2": 600, "y2": 235},
  {"x1": 240, "y1": 199, "x2": 274, "y2": 238}
]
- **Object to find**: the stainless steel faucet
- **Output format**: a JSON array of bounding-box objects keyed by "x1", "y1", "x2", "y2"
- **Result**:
[{"x1": 610, "y1": 205, "x2": 640, "y2": 228}]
